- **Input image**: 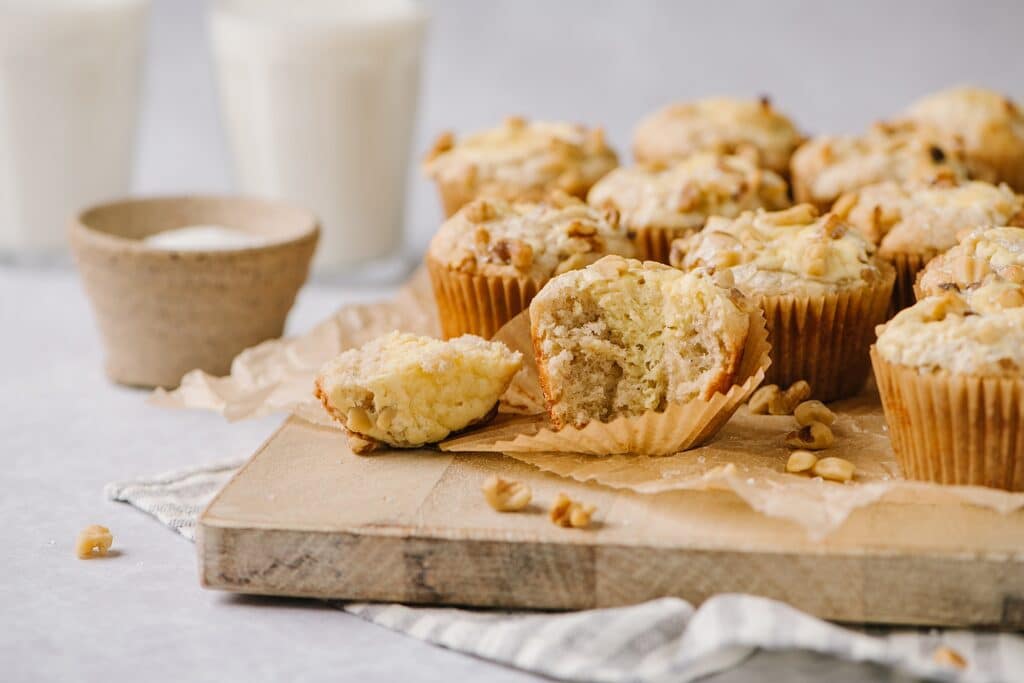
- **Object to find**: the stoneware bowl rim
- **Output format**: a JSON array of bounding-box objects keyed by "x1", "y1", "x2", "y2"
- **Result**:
[{"x1": 69, "y1": 194, "x2": 320, "y2": 260}]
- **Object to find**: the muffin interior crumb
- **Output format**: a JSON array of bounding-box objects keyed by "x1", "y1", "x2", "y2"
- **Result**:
[{"x1": 530, "y1": 257, "x2": 749, "y2": 428}]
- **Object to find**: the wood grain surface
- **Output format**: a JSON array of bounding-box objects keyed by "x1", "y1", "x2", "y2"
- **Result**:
[{"x1": 199, "y1": 417, "x2": 1024, "y2": 628}]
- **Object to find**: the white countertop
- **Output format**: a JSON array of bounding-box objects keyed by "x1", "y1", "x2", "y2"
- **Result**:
[{"x1": 1, "y1": 264, "x2": 914, "y2": 682}]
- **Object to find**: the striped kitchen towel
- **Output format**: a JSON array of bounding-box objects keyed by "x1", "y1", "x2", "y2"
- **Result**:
[{"x1": 106, "y1": 461, "x2": 1024, "y2": 683}]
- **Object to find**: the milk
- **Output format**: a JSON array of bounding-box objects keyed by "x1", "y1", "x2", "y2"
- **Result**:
[
  {"x1": 208, "y1": 0, "x2": 427, "y2": 273},
  {"x1": 144, "y1": 225, "x2": 267, "y2": 251},
  {"x1": 0, "y1": 0, "x2": 148, "y2": 258}
]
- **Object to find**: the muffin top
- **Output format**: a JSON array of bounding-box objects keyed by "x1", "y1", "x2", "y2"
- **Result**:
[
  {"x1": 632, "y1": 96, "x2": 803, "y2": 175},
  {"x1": 917, "y1": 226, "x2": 1024, "y2": 297},
  {"x1": 315, "y1": 331, "x2": 522, "y2": 450},
  {"x1": 832, "y1": 177, "x2": 1024, "y2": 255},
  {"x1": 902, "y1": 86, "x2": 1024, "y2": 182},
  {"x1": 790, "y1": 121, "x2": 969, "y2": 209},
  {"x1": 428, "y1": 192, "x2": 636, "y2": 281},
  {"x1": 586, "y1": 153, "x2": 790, "y2": 234},
  {"x1": 670, "y1": 204, "x2": 884, "y2": 297},
  {"x1": 423, "y1": 116, "x2": 618, "y2": 199},
  {"x1": 875, "y1": 282, "x2": 1024, "y2": 377}
]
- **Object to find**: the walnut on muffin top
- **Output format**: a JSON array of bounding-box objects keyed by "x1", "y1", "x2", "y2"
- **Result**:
[
  {"x1": 586, "y1": 152, "x2": 790, "y2": 236},
  {"x1": 632, "y1": 96, "x2": 803, "y2": 176},
  {"x1": 427, "y1": 192, "x2": 636, "y2": 282},
  {"x1": 832, "y1": 174, "x2": 1024, "y2": 257},
  {"x1": 670, "y1": 204, "x2": 885, "y2": 297},
  {"x1": 423, "y1": 116, "x2": 618, "y2": 205}
]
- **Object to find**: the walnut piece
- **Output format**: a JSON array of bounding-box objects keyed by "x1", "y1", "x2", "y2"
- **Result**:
[
  {"x1": 481, "y1": 475, "x2": 532, "y2": 512},
  {"x1": 76, "y1": 525, "x2": 113, "y2": 559},
  {"x1": 812, "y1": 456, "x2": 856, "y2": 482},
  {"x1": 549, "y1": 493, "x2": 596, "y2": 529},
  {"x1": 794, "y1": 400, "x2": 835, "y2": 426},
  {"x1": 748, "y1": 384, "x2": 780, "y2": 414},
  {"x1": 932, "y1": 646, "x2": 967, "y2": 669},
  {"x1": 786, "y1": 450, "x2": 818, "y2": 474},
  {"x1": 785, "y1": 421, "x2": 835, "y2": 450}
]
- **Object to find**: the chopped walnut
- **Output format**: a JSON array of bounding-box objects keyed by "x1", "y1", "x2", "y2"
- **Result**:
[
  {"x1": 424, "y1": 131, "x2": 454, "y2": 161},
  {"x1": 812, "y1": 456, "x2": 855, "y2": 482},
  {"x1": 481, "y1": 475, "x2": 532, "y2": 512},
  {"x1": 785, "y1": 421, "x2": 835, "y2": 450},
  {"x1": 464, "y1": 199, "x2": 497, "y2": 223},
  {"x1": 566, "y1": 220, "x2": 598, "y2": 238},
  {"x1": 76, "y1": 525, "x2": 113, "y2": 559},
  {"x1": 932, "y1": 646, "x2": 967, "y2": 669},
  {"x1": 550, "y1": 493, "x2": 596, "y2": 529}
]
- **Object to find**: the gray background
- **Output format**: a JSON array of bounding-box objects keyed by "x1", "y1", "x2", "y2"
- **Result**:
[{"x1": 136, "y1": 0, "x2": 1024, "y2": 253}]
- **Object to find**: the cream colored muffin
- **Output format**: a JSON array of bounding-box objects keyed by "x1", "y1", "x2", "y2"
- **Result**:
[
  {"x1": 426, "y1": 192, "x2": 636, "y2": 339},
  {"x1": 832, "y1": 176, "x2": 1024, "y2": 311},
  {"x1": 423, "y1": 116, "x2": 618, "y2": 216},
  {"x1": 529, "y1": 255, "x2": 751, "y2": 429},
  {"x1": 917, "y1": 226, "x2": 1024, "y2": 297},
  {"x1": 632, "y1": 96, "x2": 802, "y2": 176},
  {"x1": 586, "y1": 153, "x2": 790, "y2": 263},
  {"x1": 902, "y1": 86, "x2": 1024, "y2": 191},
  {"x1": 872, "y1": 282, "x2": 1024, "y2": 490},
  {"x1": 314, "y1": 331, "x2": 522, "y2": 453},
  {"x1": 790, "y1": 121, "x2": 970, "y2": 210},
  {"x1": 670, "y1": 204, "x2": 894, "y2": 399}
]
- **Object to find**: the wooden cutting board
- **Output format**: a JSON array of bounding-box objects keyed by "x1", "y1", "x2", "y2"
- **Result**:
[{"x1": 198, "y1": 416, "x2": 1024, "y2": 628}]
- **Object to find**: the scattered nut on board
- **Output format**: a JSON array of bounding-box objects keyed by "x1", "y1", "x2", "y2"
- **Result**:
[
  {"x1": 550, "y1": 493, "x2": 596, "y2": 529},
  {"x1": 786, "y1": 450, "x2": 818, "y2": 474},
  {"x1": 75, "y1": 525, "x2": 113, "y2": 559},
  {"x1": 785, "y1": 421, "x2": 835, "y2": 449},
  {"x1": 794, "y1": 400, "x2": 835, "y2": 426},
  {"x1": 932, "y1": 646, "x2": 967, "y2": 669},
  {"x1": 481, "y1": 475, "x2": 532, "y2": 512},
  {"x1": 748, "y1": 384, "x2": 779, "y2": 414},
  {"x1": 812, "y1": 456, "x2": 856, "y2": 482}
]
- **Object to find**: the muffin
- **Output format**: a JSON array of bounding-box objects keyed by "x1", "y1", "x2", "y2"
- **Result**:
[
  {"x1": 529, "y1": 255, "x2": 752, "y2": 429},
  {"x1": 790, "y1": 121, "x2": 970, "y2": 210},
  {"x1": 832, "y1": 176, "x2": 1024, "y2": 311},
  {"x1": 901, "y1": 86, "x2": 1024, "y2": 192},
  {"x1": 314, "y1": 331, "x2": 522, "y2": 453},
  {"x1": 872, "y1": 283, "x2": 1024, "y2": 490},
  {"x1": 632, "y1": 96, "x2": 803, "y2": 177},
  {"x1": 586, "y1": 153, "x2": 790, "y2": 263},
  {"x1": 670, "y1": 204, "x2": 894, "y2": 400},
  {"x1": 427, "y1": 192, "x2": 636, "y2": 339},
  {"x1": 917, "y1": 226, "x2": 1024, "y2": 298},
  {"x1": 422, "y1": 116, "x2": 618, "y2": 217}
]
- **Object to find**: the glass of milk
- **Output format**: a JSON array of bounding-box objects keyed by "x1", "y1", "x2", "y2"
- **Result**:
[
  {"x1": 208, "y1": 0, "x2": 428, "y2": 276},
  {"x1": 0, "y1": 0, "x2": 149, "y2": 262}
]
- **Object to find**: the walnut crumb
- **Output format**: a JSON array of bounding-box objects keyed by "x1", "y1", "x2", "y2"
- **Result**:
[
  {"x1": 550, "y1": 493, "x2": 596, "y2": 529},
  {"x1": 76, "y1": 525, "x2": 113, "y2": 559},
  {"x1": 932, "y1": 646, "x2": 967, "y2": 669},
  {"x1": 481, "y1": 475, "x2": 532, "y2": 512}
]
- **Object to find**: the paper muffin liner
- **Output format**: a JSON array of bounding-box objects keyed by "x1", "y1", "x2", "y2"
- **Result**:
[
  {"x1": 631, "y1": 226, "x2": 691, "y2": 264},
  {"x1": 432, "y1": 180, "x2": 477, "y2": 218},
  {"x1": 441, "y1": 306, "x2": 771, "y2": 456},
  {"x1": 759, "y1": 262, "x2": 894, "y2": 402},
  {"x1": 884, "y1": 249, "x2": 936, "y2": 314},
  {"x1": 871, "y1": 348, "x2": 1024, "y2": 491},
  {"x1": 426, "y1": 255, "x2": 543, "y2": 340}
]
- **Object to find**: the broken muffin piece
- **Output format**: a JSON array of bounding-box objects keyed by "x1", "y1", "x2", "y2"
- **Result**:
[
  {"x1": 529, "y1": 255, "x2": 752, "y2": 429},
  {"x1": 315, "y1": 332, "x2": 522, "y2": 453}
]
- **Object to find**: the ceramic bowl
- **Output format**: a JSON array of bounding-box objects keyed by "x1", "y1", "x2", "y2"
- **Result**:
[{"x1": 70, "y1": 195, "x2": 319, "y2": 388}]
